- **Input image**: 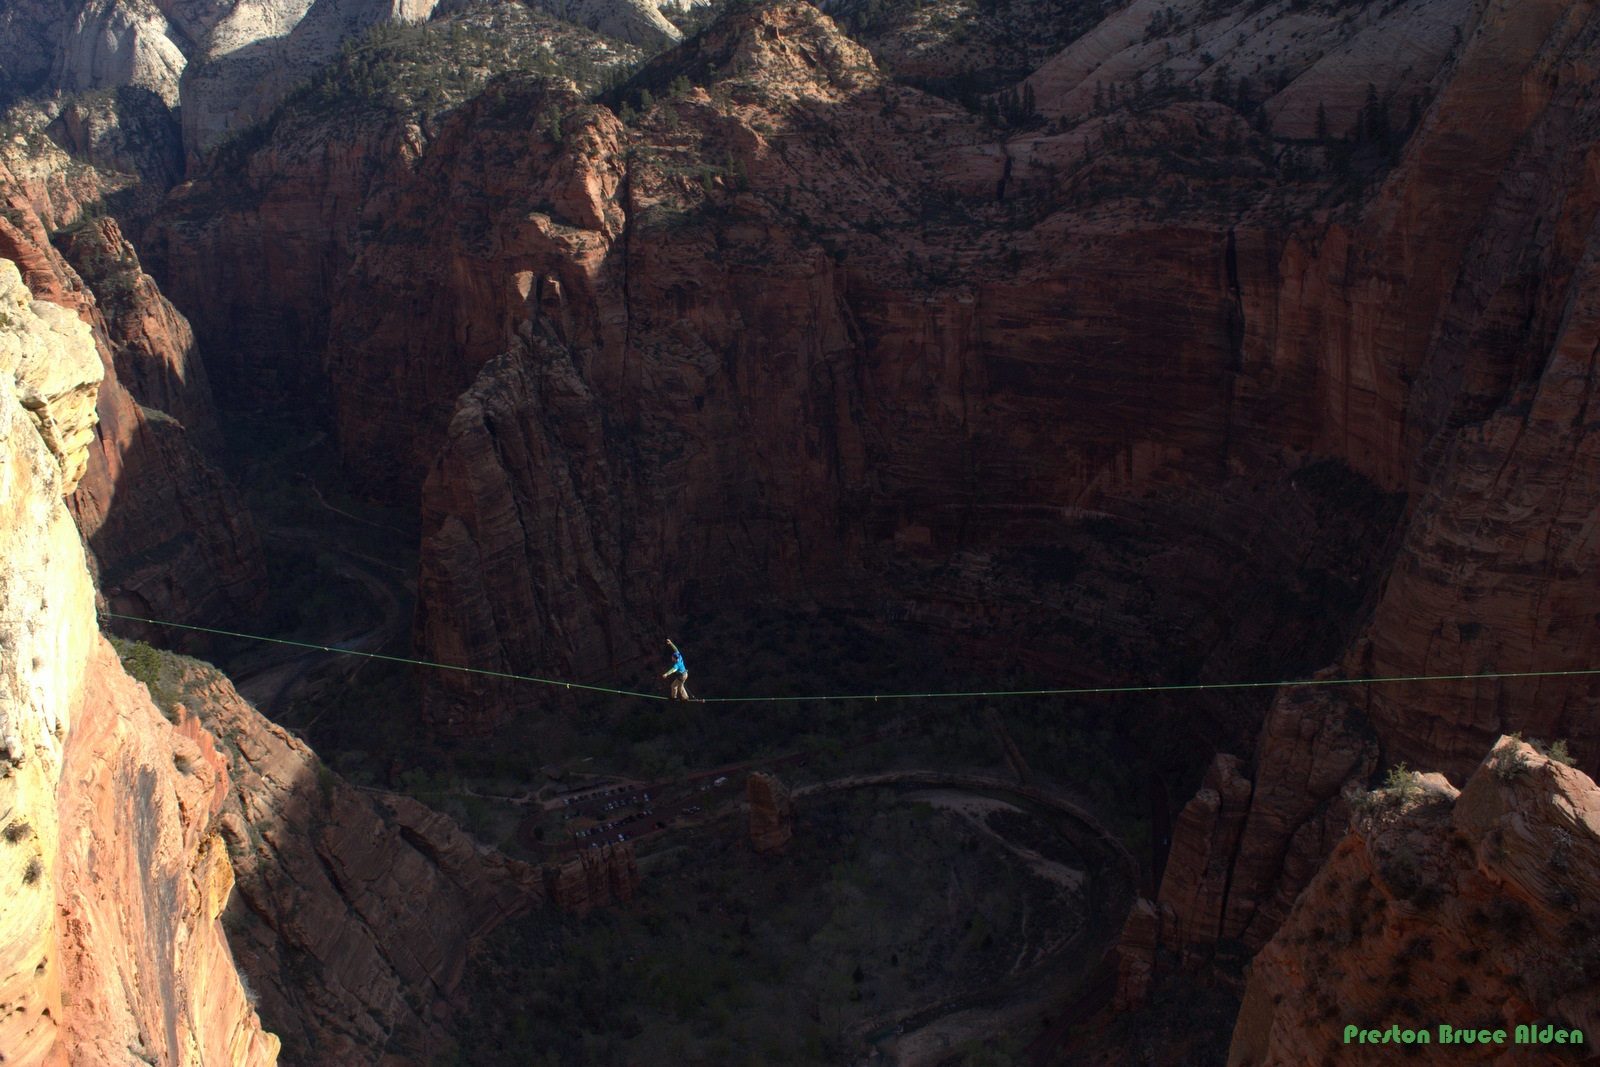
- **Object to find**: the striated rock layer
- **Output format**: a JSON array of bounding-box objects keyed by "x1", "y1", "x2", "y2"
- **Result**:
[
  {"x1": 1229, "y1": 738, "x2": 1600, "y2": 1065},
  {"x1": 0, "y1": 254, "x2": 278, "y2": 1065}
]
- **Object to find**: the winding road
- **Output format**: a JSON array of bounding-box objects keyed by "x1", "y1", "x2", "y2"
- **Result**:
[
  {"x1": 790, "y1": 772, "x2": 1136, "y2": 1065},
  {"x1": 230, "y1": 526, "x2": 413, "y2": 720}
]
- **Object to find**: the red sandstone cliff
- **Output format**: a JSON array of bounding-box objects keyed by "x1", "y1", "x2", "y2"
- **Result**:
[
  {"x1": 1138, "y1": 0, "x2": 1600, "y2": 986},
  {"x1": 310, "y1": 1, "x2": 1397, "y2": 732},
  {"x1": 5, "y1": 228, "x2": 544, "y2": 1062},
  {"x1": 160, "y1": 659, "x2": 544, "y2": 1064},
  {"x1": 544, "y1": 840, "x2": 640, "y2": 916}
]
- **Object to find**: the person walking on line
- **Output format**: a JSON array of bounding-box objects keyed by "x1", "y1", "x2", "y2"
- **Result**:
[{"x1": 663, "y1": 638, "x2": 692, "y2": 701}]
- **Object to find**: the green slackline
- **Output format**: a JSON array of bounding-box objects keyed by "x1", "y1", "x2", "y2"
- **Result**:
[{"x1": 99, "y1": 610, "x2": 1600, "y2": 705}]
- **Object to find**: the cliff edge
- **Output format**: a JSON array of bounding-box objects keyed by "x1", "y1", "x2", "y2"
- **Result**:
[{"x1": 1, "y1": 254, "x2": 279, "y2": 1064}]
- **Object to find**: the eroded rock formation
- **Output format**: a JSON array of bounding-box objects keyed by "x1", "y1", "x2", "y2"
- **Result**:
[
  {"x1": 1229, "y1": 738, "x2": 1600, "y2": 1064},
  {"x1": 1110, "y1": 0, "x2": 1600, "y2": 979},
  {"x1": 544, "y1": 840, "x2": 640, "y2": 916},
  {"x1": 0, "y1": 0, "x2": 444, "y2": 155},
  {"x1": 747, "y1": 771, "x2": 794, "y2": 852}
]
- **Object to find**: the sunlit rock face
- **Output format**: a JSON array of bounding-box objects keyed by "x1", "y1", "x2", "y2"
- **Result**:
[
  {"x1": 0, "y1": 253, "x2": 278, "y2": 1066},
  {"x1": 0, "y1": 0, "x2": 443, "y2": 157}
]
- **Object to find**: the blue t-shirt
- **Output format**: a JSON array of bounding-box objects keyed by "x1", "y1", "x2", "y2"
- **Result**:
[{"x1": 670, "y1": 650, "x2": 687, "y2": 674}]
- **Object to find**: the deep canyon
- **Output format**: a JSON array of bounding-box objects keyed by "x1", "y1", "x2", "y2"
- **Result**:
[{"x1": 2, "y1": 0, "x2": 1600, "y2": 1062}]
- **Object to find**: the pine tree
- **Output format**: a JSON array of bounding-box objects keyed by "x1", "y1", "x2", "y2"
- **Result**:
[{"x1": 1361, "y1": 83, "x2": 1381, "y2": 140}]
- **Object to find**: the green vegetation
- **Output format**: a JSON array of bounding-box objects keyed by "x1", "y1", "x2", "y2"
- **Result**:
[
  {"x1": 1350, "y1": 763, "x2": 1430, "y2": 821},
  {"x1": 833, "y1": 0, "x2": 1119, "y2": 100},
  {"x1": 111, "y1": 636, "x2": 222, "y2": 721},
  {"x1": 1511, "y1": 733, "x2": 1578, "y2": 769},
  {"x1": 114, "y1": 638, "x2": 173, "y2": 712},
  {"x1": 1383, "y1": 763, "x2": 1421, "y2": 804},
  {"x1": 1378, "y1": 843, "x2": 1439, "y2": 908},
  {"x1": 50, "y1": 213, "x2": 145, "y2": 316},
  {"x1": 1493, "y1": 738, "x2": 1532, "y2": 782},
  {"x1": 982, "y1": 82, "x2": 1038, "y2": 130},
  {"x1": 207, "y1": 9, "x2": 640, "y2": 173},
  {"x1": 280, "y1": 20, "x2": 567, "y2": 120}
]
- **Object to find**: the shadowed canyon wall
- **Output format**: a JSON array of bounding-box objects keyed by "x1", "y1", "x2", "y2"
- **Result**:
[
  {"x1": 151, "y1": 2, "x2": 1427, "y2": 741},
  {"x1": 1136, "y1": 0, "x2": 1600, "y2": 987},
  {"x1": 0, "y1": 131, "x2": 268, "y2": 635}
]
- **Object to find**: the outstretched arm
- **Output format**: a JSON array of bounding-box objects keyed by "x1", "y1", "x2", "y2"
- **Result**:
[{"x1": 666, "y1": 638, "x2": 679, "y2": 652}]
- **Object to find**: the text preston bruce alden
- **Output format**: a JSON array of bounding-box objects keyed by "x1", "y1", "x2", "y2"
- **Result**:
[{"x1": 1344, "y1": 1024, "x2": 1584, "y2": 1047}]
